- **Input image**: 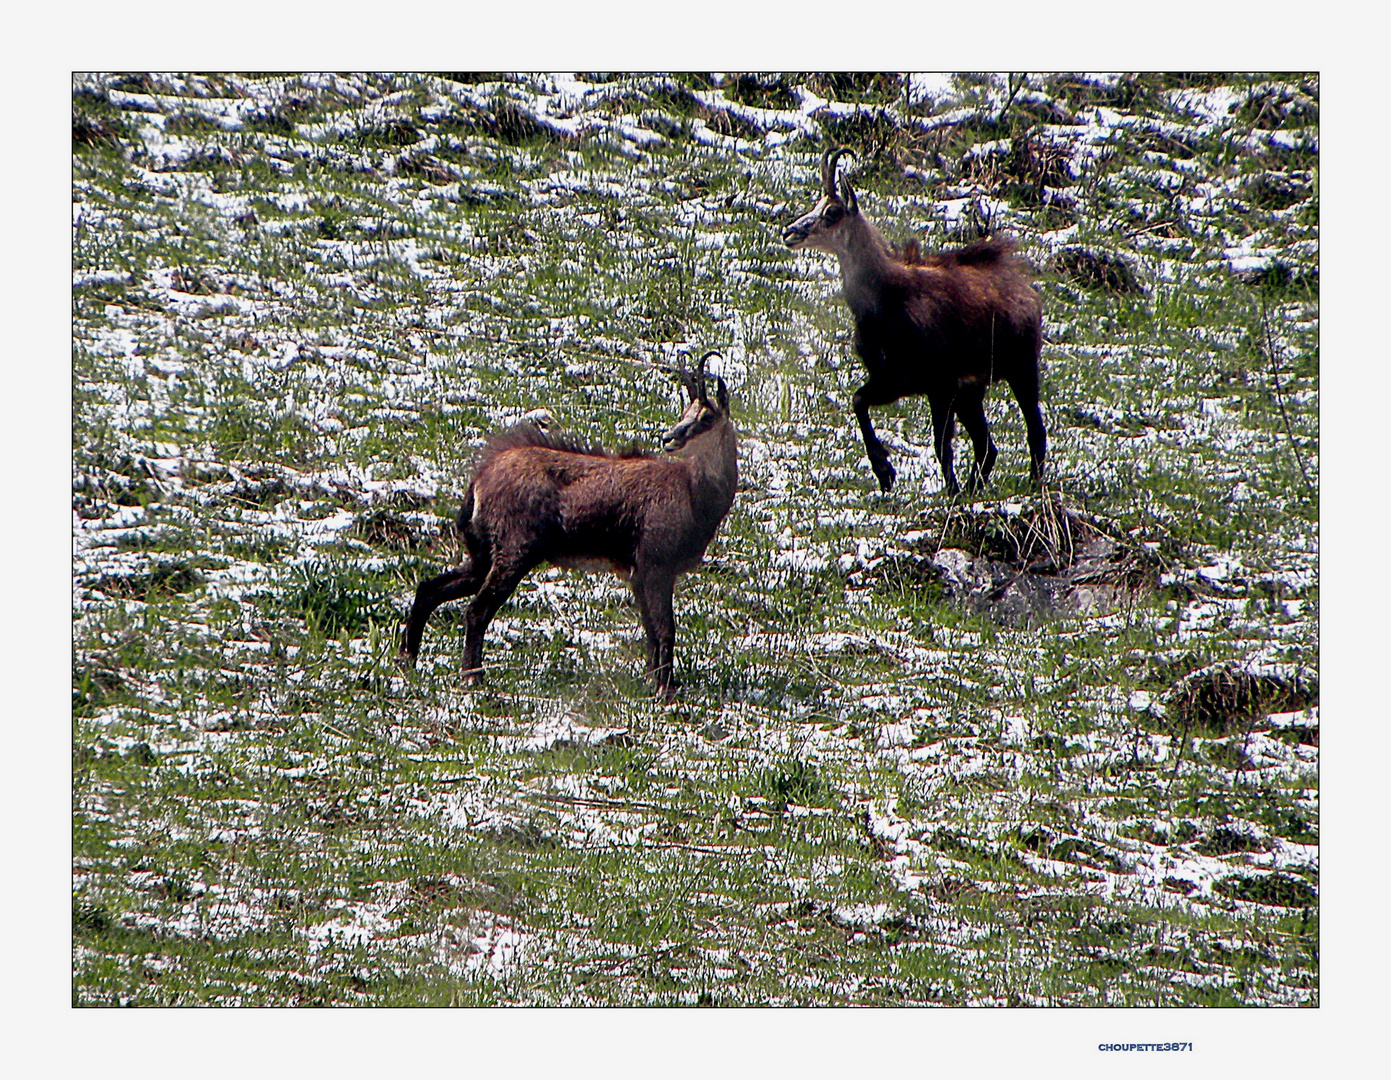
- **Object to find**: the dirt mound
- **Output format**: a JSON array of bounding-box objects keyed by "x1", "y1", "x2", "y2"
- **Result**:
[
  {"x1": 1167, "y1": 663, "x2": 1318, "y2": 735},
  {"x1": 874, "y1": 495, "x2": 1166, "y2": 626}
]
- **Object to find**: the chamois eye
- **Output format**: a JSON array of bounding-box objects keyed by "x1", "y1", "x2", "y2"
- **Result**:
[{"x1": 823, "y1": 204, "x2": 844, "y2": 224}]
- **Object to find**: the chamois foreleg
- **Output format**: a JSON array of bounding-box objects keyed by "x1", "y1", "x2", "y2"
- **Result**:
[
  {"x1": 461, "y1": 558, "x2": 531, "y2": 682},
  {"x1": 632, "y1": 565, "x2": 679, "y2": 699},
  {"x1": 954, "y1": 383, "x2": 998, "y2": 492},
  {"x1": 852, "y1": 378, "x2": 901, "y2": 493},
  {"x1": 400, "y1": 562, "x2": 486, "y2": 666}
]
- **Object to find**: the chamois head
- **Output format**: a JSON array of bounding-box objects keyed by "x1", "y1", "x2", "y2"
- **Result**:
[
  {"x1": 663, "y1": 350, "x2": 730, "y2": 453},
  {"x1": 782, "y1": 147, "x2": 859, "y2": 253}
]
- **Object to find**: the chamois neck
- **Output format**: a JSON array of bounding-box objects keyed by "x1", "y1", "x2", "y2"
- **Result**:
[
  {"x1": 833, "y1": 215, "x2": 896, "y2": 315},
  {"x1": 677, "y1": 421, "x2": 739, "y2": 517}
]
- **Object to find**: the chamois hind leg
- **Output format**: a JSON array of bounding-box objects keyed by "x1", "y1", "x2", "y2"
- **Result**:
[
  {"x1": 1006, "y1": 366, "x2": 1047, "y2": 483},
  {"x1": 400, "y1": 561, "x2": 486, "y2": 666},
  {"x1": 631, "y1": 581, "x2": 659, "y2": 680},
  {"x1": 955, "y1": 383, "x2": 998, "y2": 492},
  {"x1": 632, "y1": 566, "x2": 679, "y2": 700},
  {"x1": 852, "y1": 377, "x2": 901, "y2": 492},
  {"x1": 928, "y1": 391, "x2": 961, "y2": 496},
  {"x1": 460, "y1": 558, "x2": 531, "y2": 683}
]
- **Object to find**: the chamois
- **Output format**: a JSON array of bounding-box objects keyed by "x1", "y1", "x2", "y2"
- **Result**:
[
  {"x1": 399, "y1": 351, "x2": 738, "y2": 699},
  {"x1": 783, "y1": 147, "x2": 1047, "y2": 495}
]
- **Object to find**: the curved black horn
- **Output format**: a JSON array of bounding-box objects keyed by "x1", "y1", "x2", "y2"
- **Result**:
[
  {"x1": 828, "y1": 146, "x2": 858, "y2": 214},
  {"x1": 820, "y1": 146, "x2": 839, "y2": 196},
  {"x1": 696, "y1": 349, "x2": 722, "y2": 401},
  {"x1": 824, "y1": 147, "x2": 855, "y2": 189}
]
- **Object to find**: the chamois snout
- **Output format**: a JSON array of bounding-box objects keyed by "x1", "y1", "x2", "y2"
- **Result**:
[
  {"x1": 782, "y1": 199, "x2": 841, "y2": 250},
  {"x1": 782, "y1": 217, "x2": 812, "y2": 248},
  {"x1": 662, "y1": 420, "x2": 694, "y2": 453},
  {"x1": 783, "y1": 199, "x2": 852, "y2": 252}
]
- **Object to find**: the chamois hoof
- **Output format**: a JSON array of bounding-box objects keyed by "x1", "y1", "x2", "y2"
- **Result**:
[
  {"x1": 873, "y1": 463, "x2": 897, "y2": 493},
  {"x1": 648, "y1": 669, "x2": 680, "y2": 702},
  {"x1": 395, "y1": 651, "x2": 417, "y2": 671}
]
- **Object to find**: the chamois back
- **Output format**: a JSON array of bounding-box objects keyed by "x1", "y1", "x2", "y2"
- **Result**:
[
  {"x1": 933, "y1": 236, "x2": 1018, "y2": 268},
  {"x1": 475, "y1": 422, "x2": 650, "y2": 471}
]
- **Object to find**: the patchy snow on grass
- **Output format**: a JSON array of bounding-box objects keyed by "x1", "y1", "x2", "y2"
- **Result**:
[{"x1": 72, "y1": 70, "x2": 1317, "y2": 1008}]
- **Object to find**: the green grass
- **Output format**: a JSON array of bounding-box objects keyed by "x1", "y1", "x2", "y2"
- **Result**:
[{"x1": 72, "y1": 71, "x2": 1317, "y2": 1006}]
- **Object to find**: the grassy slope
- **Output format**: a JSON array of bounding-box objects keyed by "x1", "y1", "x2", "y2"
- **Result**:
[{"x1": 72, "y1": 72, "x2": 1317, "y2": 1006}]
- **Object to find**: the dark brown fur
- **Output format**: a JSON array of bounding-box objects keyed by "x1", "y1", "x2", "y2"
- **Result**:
[
  {"x1": 784, "y1": 148, "x2": 1047, "y2": 494},
  {"x1": 400, "y1": 358, "x2": 737, "y2": 698}
]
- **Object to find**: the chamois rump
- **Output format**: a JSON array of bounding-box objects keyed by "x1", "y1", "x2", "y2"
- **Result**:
[
  {"x1": 783, "y1": 147, "x2": 1047, "y2": 495},
  {"x1": 399, "y1": 352, "x2": 737, "y2": 699}
]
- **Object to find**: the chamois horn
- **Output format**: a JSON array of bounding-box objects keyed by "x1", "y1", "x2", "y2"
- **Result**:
[
  {"x1": 675, "y1": 349, "x2": 723, "y2": 401},
  {"x1": 695, "y1": 349, "x2": 722, "y2": 400},
  {"x1": 822, "y1": 146, "x2": 858, "y2": 214}
]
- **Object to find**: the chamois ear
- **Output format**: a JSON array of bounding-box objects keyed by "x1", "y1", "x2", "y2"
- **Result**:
[
  {"x1": 712, "y1": 375, "x2": 729, "y2": 414},
  {"x1": 837, "y1": 162, "x2": 858, "y2": 216}
]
